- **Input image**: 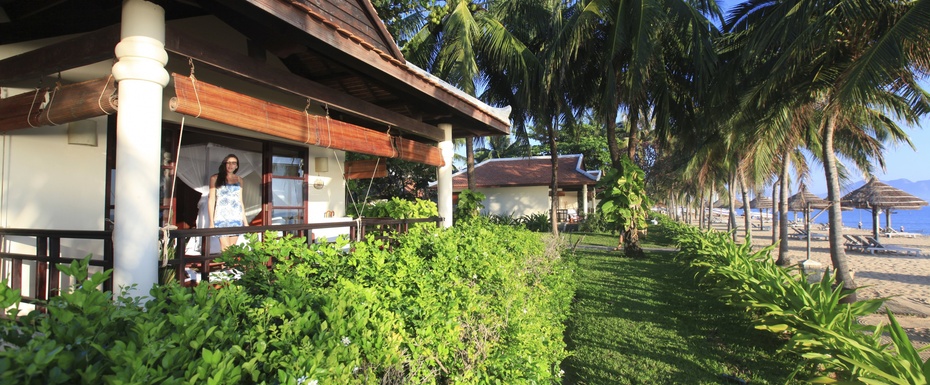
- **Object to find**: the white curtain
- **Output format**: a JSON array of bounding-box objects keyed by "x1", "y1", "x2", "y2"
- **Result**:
[{"x1": 176, "y1": 143, "x2": 262, "y2": 254}]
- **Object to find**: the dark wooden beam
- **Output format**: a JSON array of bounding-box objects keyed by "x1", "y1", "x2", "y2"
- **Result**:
[
  {"x1": 164, "y1": 27, "x2": 444, "y2": 143},
  {"x1": 0, "y1": 24, "x2": 120, "y2": 85},
  {"x1": 217, "y1": 0, "x2": 509, "y2": 136}
]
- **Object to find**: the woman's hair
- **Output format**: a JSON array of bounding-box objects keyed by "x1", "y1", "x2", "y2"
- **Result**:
[{"x1": 215, "y1": 154, "x2": 239, "y2": 188}]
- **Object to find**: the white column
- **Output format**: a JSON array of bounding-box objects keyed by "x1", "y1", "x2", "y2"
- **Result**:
[
  {"x1": 110, "y1": 0, "x2": 170, "y2": 298},
  {"x1": 437, "y1": 123, "x2": 453, "y2": 228},
  {"x1": 582, "y1": 184, "x2": 589, "y2": 214}
]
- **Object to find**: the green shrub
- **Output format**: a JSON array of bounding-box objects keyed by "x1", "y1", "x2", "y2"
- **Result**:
[
  {"x1": 519, "y1": 212, "x2": 550, "y2": 232},
  {"x1": 667, "y1": 222, "x2": 930, "y2": 383},
  {"x1": 485, "y1": 213, "x2": 522, "y2": 226},
  {"x1": 577, "y1": 211, "x2": 610, "y2": 233},
  {"x1": 454, "y1": 189, "x2": 485, "y2": 223},
  {"x1": 349, "y1": 197, "x2": 438, "y2": 219},
  {"x1": 0, "y1": 220, "x2": 574, "y2": 384}
]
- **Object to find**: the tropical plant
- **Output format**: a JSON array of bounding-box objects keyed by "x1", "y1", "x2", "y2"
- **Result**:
[
  {"x1": 596, "y1": 157, "x2": 651, "y2": 256},
  {"x1": 454, "y1": 189, "x2": 485, "y2": 223},
  {"x1": 728, "y1": 0, "x2": 930, "y2": 301}
]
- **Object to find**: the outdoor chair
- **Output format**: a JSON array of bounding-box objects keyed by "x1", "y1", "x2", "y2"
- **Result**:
[
  {"x1": 882, "y1": 228, "x2": 920, "y2": 238},
  {"x1": 862, "y1": 236, "x2": 923, "y2": 256},
  {"x1": 843, "y1": 234, "x2": 869, "y2": 252},
  {"x1": 789, "y1": 227, "x2": 828, "y2": 241}
]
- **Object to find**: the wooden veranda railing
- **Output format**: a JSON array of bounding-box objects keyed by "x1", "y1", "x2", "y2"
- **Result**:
[
  {"x1": 0, "y1": 228, "x2": 114, "y2": 306},
  {"x1": 0, "y1": 217, "x2": 442, "y2": 304}
]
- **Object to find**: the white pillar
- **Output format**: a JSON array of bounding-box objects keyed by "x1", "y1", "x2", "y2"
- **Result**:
[
  {"x1": 110, "y1": 0, "x2": 169, "y2": 298},
  {"x1": 437, "y1": 123, "x2": 453, "y2": 228},
  {"x1": 582, "y1": 184, "x2": 589, "y2": 214}
]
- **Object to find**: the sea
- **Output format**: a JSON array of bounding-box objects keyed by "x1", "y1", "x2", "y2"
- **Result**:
[{"x1": 808, "y1": 206, "x2": 930, "y2": 235}]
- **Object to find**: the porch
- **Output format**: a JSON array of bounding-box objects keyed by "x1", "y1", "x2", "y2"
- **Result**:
[{"x1": 0, "y1": 217, "x2": 440, "y2": 307}]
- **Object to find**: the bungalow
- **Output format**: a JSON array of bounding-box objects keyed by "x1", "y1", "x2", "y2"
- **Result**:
[
  {"x1": 0, "y1": 0, "x2": 510, "y2": 301},
  {"x1": 448, "y1": 154, "x2": 600, "y2": 219}
]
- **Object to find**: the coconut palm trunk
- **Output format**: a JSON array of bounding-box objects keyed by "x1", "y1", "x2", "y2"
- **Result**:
[
  {"x1": 466, "y1": 138, "x2": 476, "y2": 190},
  {"x1": 777, "y1": 154, "x2": 790, "y2": 265},
  {"x1": 822, "y1": 111, "x2": 857, "y2": 302},
  {"x1": 728, "y1": 176, "x2": 738, "y2": 241},
  {"x1": 739, "y1": 168, "x2": 752, "y2": 241},
  {"x1": 549, "y1": 117, "x2": 559, "y2": 235}
]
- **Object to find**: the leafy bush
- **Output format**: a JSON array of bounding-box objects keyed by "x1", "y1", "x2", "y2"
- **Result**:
[
  {"x1": 454, "y1": 189, "x2": 485, "y2": 223},
  {"x1": 519, "y1": 212, "x2": 550, "y2": 232},
  {"x1": 669, "y1": 222, "x2": 930, "y2": 383},
  {"x1": 485, "y1": 213, "x2": 521, "y2": 226},
  {"x1": 348, "y1": 197, "x2": 438, "y2": 219},
  {"x1": 577, "y1": 210, "x2": 610, "y2": 234},
  {"x1": 0, "y1": 220, "x2": 574, "y2": 384}
]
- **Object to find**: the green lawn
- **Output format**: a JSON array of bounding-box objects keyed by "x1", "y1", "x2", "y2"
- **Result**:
[{"x1": 560, "y1": 233, "x2": 805, "y2": 384}]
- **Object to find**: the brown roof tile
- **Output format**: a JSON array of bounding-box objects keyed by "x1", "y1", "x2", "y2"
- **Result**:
[{"x1": 451, "y1": 154, "x2": 600, "y2": 190}]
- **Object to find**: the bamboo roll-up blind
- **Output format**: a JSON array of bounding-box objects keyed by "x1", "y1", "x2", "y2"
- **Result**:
[
  {"x1": 37, "y1": 76, "x2": 117, "y2": 127},
  {"x1": 0, "y1": 88, "x2": 47, "y2": 131},
  {"x1": 170, "y1": 73, "x2": 444, "y2": 166},
  {"x1": 395, "y1": 137, "x2": 443, "y2": 166}
]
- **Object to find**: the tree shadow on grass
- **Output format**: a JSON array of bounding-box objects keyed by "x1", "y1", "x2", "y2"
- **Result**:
[{"x1": 562, "y1": 250, "x2": 804, "y2": 385}]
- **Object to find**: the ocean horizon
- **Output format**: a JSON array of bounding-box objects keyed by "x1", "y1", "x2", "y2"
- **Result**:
[
  {"x1": 733, "y1": 206, "x2": 930, "y2": 235},
  {"x1": 809, "y1": 206, "x2": 930, "y2": 235}
]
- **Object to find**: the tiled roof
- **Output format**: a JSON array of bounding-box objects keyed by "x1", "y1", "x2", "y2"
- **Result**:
[{"x1": 450, "y1": 154, "x2": 600, "y2": 190}]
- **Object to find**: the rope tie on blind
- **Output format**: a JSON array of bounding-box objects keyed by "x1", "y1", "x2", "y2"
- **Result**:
[
  {"x1": 189, "y1": 58, "x2": 202, "y2": 118},
  {"x1": 303, "y1": 98, "x2": 313, "y2": 145},
  {"x1": 97, "y1": 74, "x2": 115, "y2": 115},
  {"x1": 323, "y1": 104, "x2": 333, "y2": 148},
  {"x1": 43, "y1": 82, "x2": 61, "y2": 126},
  {"x1": 26, "y1": 87, "x2": 41, "y2": 128},
  {"x1": 387, "y1": 126, "x2": 397, "y2": 158},
  {"x1": 160, "y1": 116, "x2": 186, "y2": 267}
]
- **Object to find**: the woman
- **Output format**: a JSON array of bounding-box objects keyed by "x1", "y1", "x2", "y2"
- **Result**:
[{"x1": 208, "y1": 154, "x2": 248, "y2": 251}]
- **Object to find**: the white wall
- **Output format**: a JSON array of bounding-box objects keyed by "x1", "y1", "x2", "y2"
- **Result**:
[
  {"x1": 0, "y1": 111, "x2": 109, "y2": 301},
  {"x1": 306, "y1": 149, "x2": 347, "y2": 220},
  {"x1": 559, "y1": 192, "x2": 579, "y2": 211},
  {"x1": 480, "y1": 186, "x2": 550, "y2": 218},
  {"x1": 0, "y1": 112, "x2": 109, "y2": 237}
]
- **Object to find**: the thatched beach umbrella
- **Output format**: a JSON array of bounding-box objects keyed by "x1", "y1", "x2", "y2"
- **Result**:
[
  {"x1": 713, "y1": 199, "x2": 742, "y2": 208},
  {"x1": 841, "y1": 177, "x2": 928, "y2": 239},
  {"x1": 787, "y1": 184, "x2": 829, "y2": 211},
  {"x1": 749, "y1": 195, "x2": 774, "y2": 228},
  {"x1": 787, "y1": 184, "x2": 829, "y2": 261}
]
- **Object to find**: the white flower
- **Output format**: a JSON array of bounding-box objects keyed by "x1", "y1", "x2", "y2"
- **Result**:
[
  {"x1": 352, "y1": 366, "x2": 361, "y2": 374},
  {"x1": 472, "y1": 274, "x2": 477, "y2": 280},
  {"x1": 341, "y1": 336, "x2": 352, "y2": 346},
  {"x1": 559, "y1": 369, "x2": 565, "y2": 377}
]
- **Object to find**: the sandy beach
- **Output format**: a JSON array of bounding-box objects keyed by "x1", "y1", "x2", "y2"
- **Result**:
[{"x1": 706, "y1": 219, "x2": 930, "y2": 353}]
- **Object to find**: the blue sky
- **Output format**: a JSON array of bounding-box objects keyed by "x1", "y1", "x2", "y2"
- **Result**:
[{"x1": 798, "y1": 91, "x2": 930, "y2": 196}]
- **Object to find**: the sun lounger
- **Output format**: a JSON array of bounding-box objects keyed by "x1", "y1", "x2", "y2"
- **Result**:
[
  {"x1": 844, "y1": 234, "x2": 869, "y2": 252},
  {"x1": 883, "y1": 228, "x2": 921, "y2": 238},
  {"x1": 789, "y1": 227, "x2": 828, "y2": 241},
  {"x1": 863, "y1": 236, "x2": 923, "y2": 256}
]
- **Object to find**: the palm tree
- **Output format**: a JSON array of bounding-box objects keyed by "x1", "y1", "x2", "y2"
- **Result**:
[
  {"x1": 556, "y1": 0, "x2": 720, "y2": 252},
  {"x1": 731, "y1": 0, "x2": 929, "y2": 300},
  {"x1": 564, "y1": 0, "x2": 721, "y2": 167},
  {"x1": 401, "y1": 0, "x2": 543, "y2": 194}
]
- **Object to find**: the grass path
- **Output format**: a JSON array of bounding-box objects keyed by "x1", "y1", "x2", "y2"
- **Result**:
[{"x1": 560, "y1": 242, "x2": 805, "y2": 384}]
